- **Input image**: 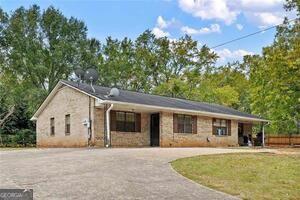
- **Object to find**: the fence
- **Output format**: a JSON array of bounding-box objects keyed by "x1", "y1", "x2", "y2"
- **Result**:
[{"x1": 266, "y1": 135, "x2": 300, "y2": 146}]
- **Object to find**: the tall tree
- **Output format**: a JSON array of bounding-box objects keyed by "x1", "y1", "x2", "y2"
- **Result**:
[
  {"x1": 0, "y1": 5, "x2": 101, "y2": 114},
  {"x1": 248, "y1": 14, "x2": 300, "y2": 133}
]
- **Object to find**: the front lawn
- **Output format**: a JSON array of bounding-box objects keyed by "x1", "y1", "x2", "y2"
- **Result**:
[{"x1": 171, "y1": 153, "x2": 300, "y2": 200}]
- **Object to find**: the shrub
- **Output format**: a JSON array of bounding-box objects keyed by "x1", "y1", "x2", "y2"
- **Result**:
[
  {"x1": 0, "y1": 129, "x2": 36, "y2": 147},
  {"x1": 14, "y1": 129, "x2": 36, "y2": 147}
]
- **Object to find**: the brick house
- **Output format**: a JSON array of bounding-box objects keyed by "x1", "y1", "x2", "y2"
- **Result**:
[{"x1": 31, "y1": 80, "x2": 268, "y2": 147}]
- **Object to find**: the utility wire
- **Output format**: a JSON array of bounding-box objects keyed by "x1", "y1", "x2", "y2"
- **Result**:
[{"x1": 211, "y1": 18, "x2": 298, "y2": 49}]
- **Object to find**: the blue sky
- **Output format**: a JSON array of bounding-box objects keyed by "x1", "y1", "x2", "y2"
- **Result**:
[{"x1": 1, "y1": 0, "x2": 294, "y2": 65}]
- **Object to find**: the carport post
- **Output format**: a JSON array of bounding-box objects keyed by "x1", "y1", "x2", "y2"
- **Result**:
[{"x1": 262, "y1": 122, "x2": 265, "y2": 147}]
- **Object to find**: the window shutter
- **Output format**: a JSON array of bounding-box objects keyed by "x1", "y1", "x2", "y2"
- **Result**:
[
  {"x1": 110, "y1": 110, "x2": 116, "y2": 131},
  {"x1": 135, "y1": 113, "x2": 141, "y2": 132},
  {"x1": 173, "y1": 114, "x2": 178, "y2": 133},
  {"x1": 227, "y1": 120, "x2": 231, "y2": 136},
  {"x1": 192, "y1": 116, "x2": 197, "y2": 134}
]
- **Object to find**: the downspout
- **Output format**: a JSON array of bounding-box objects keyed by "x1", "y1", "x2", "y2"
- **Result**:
[
  {"x1": 106, "y1": 104, "x2": 113, "y2": 147},
  {"x1": 88, "y1": 96, "x2": 92, "y2": 147}
]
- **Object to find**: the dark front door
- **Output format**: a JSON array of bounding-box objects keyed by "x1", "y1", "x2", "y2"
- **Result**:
[{"x1": 150, "y1": 113, "x2": 160, "y2": 146}]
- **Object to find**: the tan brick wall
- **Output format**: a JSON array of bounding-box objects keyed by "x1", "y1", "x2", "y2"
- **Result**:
[
  {"x1": 110, "y1": 112, "x2": 150, "y2": 147},
  {"x1": 93, "y1": 108, "x2": 105, "y2": 147},
  {"x1": 36, "y1": 86, "x2": 92, "y2": 147},
  {"x1": 160, "y1": 112, "x2": 238, "y2": 147}
]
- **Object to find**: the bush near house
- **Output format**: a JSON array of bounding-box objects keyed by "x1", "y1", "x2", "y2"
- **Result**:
[{"x1": 0, "y1": 129, "x2": 36, "y2": 147}]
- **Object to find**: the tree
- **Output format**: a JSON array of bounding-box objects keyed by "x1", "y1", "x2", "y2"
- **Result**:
[
  {"x1": 0, "y1": 5, "x2": 101, "y2": 144},
  {"x1": 248, "y1": 15, "x2": 300, "y2": 133},
  {"x1": 0, "y1": 5, "x2": 101, "y2": 114}
]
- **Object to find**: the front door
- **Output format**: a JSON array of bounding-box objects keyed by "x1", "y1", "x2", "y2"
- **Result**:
[{"x1": 150, "y1": 113, "x2": 160, "y2": 146}]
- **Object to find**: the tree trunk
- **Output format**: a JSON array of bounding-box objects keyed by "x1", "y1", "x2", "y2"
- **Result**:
[{"x1": 0, "y1": 106, "x2": 15, "y2": 128}]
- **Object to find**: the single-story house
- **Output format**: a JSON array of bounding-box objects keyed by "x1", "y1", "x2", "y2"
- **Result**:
[{"x1": 31, "y1": 80, "x2": 268, "y2": 147}]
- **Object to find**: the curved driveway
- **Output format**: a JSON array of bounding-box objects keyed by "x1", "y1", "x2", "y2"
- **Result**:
[{"x1": 0, "y1": 148, "x2": 271, "y2": 199}]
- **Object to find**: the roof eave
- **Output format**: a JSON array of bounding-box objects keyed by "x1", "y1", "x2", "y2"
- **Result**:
[{"x1": 101, "y1": 100, "x2": 268, "y2": 122}]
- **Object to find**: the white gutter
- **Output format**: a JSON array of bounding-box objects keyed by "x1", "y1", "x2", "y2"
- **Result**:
[
  {"x1": 106, "y1": 104, "x2": 114, "y2": 147},
  {"x1": 101, "y1": 100, "x2": 269, "y2": 123}
]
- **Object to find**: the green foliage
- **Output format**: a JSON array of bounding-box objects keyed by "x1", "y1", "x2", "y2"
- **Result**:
[
  {"x1": 0, "y1": 5, "x2": 99, "y2": 143},
  {"x1": 0, "y1": 129, "x2": 35, "y2": 147},
  {"x1": 0, "y1": 5, "x2": 100, "y2": 111},
  {"x1": 284, "y1": 0, "x2": 300, "y2": 14},
  {"x1": 248, "y1": 17, "x2": 300, "y2": 134}
]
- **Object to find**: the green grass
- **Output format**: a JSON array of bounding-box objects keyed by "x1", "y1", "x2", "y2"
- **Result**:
[
  {"x1": 171, "y1": 153, "x2": 300, "y2": 200},
  {"x1": 0, "y1": 147, "x2": 36, "y2": 151}
]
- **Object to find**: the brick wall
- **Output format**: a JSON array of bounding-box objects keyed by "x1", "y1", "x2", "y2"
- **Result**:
[
  {"x1": 36, "y1": 86, "x2": 92, "y2": 147},
  {"x1": 110, "y1": 112, "x2": 150, "y2": 147},
  {"x1": 160, "y1": 112, "x2": 239, "y2": 147},
  {"x1": 93, "y1": 108, "x2": 105, "y2": 147}
]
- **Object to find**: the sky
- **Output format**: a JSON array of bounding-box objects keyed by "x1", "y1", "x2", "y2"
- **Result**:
[{"x1": 0, "y1": 0, "x2": 295, "y2": 65}]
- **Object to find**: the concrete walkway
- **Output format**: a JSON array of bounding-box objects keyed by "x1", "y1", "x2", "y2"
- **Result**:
[{"x1": 0, "y1": 148, "x2": 273, "y2": 199}]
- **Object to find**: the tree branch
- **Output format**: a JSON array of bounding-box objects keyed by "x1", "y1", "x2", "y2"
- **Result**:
[{"x1": 0, "y1": 106, "x2": 15, "y2": 128}]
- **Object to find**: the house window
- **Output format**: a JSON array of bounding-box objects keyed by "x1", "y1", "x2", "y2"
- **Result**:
[
  {"x1": 173, "y1": 114, "x2": 197, "y2": 134},
  {"x1": 111, "y1": 111, "x2": 141, "y2": 132},
  {"x1": 65, "y1": 114, "x2": 70, "y2": 135},
  {"x1": 50, "y1": 117, "x2": 55, "y2": 136},
  {"x1": 213, "y1": 118, "x2": 231, "y2": 136}
]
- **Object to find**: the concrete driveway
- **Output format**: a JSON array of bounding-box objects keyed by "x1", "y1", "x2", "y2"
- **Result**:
[{"x1": 0, "y1": 147, "x2": 271, "y2": 200}]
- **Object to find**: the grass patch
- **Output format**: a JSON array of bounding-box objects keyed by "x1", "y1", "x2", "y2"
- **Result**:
[
  {"x1": 0, "y1": 147, "x2": 35, "y2": 151},
  {"x1": 171, "y1": 153, "x2": 300, "y2": 200}
]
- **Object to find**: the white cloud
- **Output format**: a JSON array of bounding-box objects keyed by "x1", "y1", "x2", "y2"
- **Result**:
[
  {"x1": 181, "y1": 24, "x2": 221, "y2": 35},
  {"x1": 239, "y1": 0, "x2": 283, "y2": 12},
  {"x1": 215, "y1": 48, "x2": 254, "y2": 64},
  {"x1": 236, "y1": 24, "x2": 243, "y2": 30},
  {"x1": 178, "y1": 0, "x2": 289, "y2": 27},
  {"x1": 247, "y1": 12, "x2": 283, "y2": 27},
  {"x1": 152, "y1": 27, "x2": 170, "y2": 38},
  {"x1": 156, "y1": 16, "x2": 176, "y2": 29},
  {"x1": 157, "y1": 16, "x2": 168, "y2": 29},
  {"x1": 178, "y1": 0, "x2": 238, "y2": 25},
  {"x1": 152, "y1": 16, "x2": 176, "y2": 38}
]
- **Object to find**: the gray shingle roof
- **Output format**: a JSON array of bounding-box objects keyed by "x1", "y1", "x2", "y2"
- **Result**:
[{"x1": 62, "y1": 80, "x2": 264, "y2": 121}]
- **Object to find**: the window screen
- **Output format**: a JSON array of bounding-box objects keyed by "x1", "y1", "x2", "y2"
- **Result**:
[
  {"x1": 174, "y1": 114, "x2": 196, "y2": 134},
  {"x1": 50, "y1": 117, "x2": 55, "y2": 136},
  {"x1": 113, "y1": 111, "x2": 140, "y2": 132},
  {"x1": 65, "y1": 114, "x2": 70, "y2": 135},
  {"x1": 213, "y1": 118, "x2": 231, "y2": 136}
]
